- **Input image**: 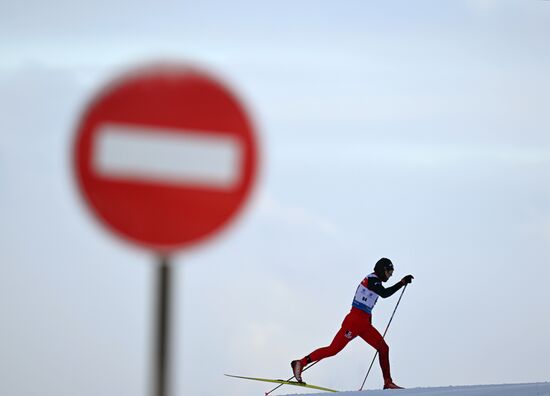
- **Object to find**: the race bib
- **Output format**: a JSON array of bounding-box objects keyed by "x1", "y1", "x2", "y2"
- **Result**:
[{"x1": 351, "y1": 275, "x2": 379, "y2": 313}]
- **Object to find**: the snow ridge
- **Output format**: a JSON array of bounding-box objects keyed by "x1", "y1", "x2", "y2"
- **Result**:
[{"x1": 284, "y1": 382, "x2": 550, "y2": 396}]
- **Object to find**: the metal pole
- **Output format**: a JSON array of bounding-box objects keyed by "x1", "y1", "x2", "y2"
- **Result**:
[
  {"x1": 359, "y1": 284, "x2": 407, "y2": 391},
  {"x1": 154, "y1": 255, "x2": 172, "y2": 396}
]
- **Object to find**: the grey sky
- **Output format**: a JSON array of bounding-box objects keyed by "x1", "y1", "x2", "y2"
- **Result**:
[{"x1": 1, "y1": 1, "x2": 549, "y2": 396}]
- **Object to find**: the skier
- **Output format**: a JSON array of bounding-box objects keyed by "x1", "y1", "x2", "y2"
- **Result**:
[{"x1": 291, "y1": 257, "x2": 413, "y2": 390}]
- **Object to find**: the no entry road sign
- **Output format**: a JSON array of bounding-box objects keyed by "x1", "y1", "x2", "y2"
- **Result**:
[{"x1": 74, "y1": 64, "x2": 258, "y2": 252}]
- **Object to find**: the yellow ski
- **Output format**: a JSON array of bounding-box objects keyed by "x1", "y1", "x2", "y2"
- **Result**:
[{"x1": 224, "y1": 373, "x2": 338, "y2": 392}]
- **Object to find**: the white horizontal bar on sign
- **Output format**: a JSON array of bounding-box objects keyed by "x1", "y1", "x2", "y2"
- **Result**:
[{"x1": 93, "y1": 122, "x2": 243, "y2": 189}]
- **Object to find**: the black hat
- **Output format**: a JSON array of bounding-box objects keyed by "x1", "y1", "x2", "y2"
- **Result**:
[{"x1": 374, "y1": 258, "x2": 394, "y2": 281}]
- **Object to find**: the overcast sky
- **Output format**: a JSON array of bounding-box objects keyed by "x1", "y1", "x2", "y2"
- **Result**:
[{"x1": 1, "y1": 1, "x2": 550, "y2": 396}]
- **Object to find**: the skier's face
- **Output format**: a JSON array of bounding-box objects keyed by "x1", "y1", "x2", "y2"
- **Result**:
[{"x1": 384, "y1": 268, "x2": 394, "y2": 280}]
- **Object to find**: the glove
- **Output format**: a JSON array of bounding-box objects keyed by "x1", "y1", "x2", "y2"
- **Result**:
[{"x1": 401, "y1": 275, "x2": 414, "y2": 285}]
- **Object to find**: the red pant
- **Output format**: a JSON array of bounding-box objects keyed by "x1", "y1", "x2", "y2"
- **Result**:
[{"x1": 301, "y1": 307, "x2": 392, "y2": 382}]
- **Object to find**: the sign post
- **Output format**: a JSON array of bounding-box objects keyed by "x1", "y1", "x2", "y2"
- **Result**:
[
  {"x1": 155, "y1": 256, "x2": 172, "y2": 396},
  {"x1": 73, "y1": 63, "x2": 258, "y2": 396}
]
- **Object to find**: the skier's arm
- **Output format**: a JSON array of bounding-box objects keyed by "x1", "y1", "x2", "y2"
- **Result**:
[{"x1": 367, "y1": 278, "x2": 404, "y2": 298}]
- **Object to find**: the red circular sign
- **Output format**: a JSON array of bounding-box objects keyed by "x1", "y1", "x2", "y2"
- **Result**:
[{"x1": 74, "y1": 64, "x2": 258, "y2": 252}]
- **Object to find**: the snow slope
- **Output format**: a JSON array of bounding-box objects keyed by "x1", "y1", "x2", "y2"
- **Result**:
[{"x1": 283, "y1": 382, "x2": 550, "y2": 396}]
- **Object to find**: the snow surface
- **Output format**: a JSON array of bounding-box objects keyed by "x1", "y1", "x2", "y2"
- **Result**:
[{"x1": 283, "y1": 382, "x2": 550, "y2": 396}]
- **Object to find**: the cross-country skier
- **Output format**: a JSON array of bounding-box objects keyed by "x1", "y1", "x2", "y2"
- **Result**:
[{"x1": 291, "y1": 257, "x2": 413, "y2": 390}]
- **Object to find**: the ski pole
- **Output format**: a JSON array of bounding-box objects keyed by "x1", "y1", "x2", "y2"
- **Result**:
[
  {"x1": 264, "y1": 360, "x2": 320, "y2": 396},
  {"x1": 359, "y1": 284, "x2": 407, "y2": 391}
]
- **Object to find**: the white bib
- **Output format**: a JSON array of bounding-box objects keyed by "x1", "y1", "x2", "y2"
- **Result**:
[{"x1": 351, "y1": 273, "x2": 379, "y2": 313}]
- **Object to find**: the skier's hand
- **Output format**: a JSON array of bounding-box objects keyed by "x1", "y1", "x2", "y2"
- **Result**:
[{"x1": 401, "y1": 275, "x2": 414, "y2": 285}]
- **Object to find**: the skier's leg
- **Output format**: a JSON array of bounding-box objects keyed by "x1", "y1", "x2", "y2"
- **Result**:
[
  {"x1": 303, "y1": 325, "x2": 354, "y2": 364},
  {"x1": 359, "y1": 324, "x2": 392, "y2": 383},
  {"x1": 291, "y1": 325, "x2": 353, "y2": 382},
  {"x1": 293, "y1": 311, "x2": 359, "y2": 379}
]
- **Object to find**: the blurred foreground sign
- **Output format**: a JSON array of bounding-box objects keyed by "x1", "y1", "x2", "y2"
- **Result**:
[{"x1": 74, "y1": 64, "x2": 258, "y2": 252}]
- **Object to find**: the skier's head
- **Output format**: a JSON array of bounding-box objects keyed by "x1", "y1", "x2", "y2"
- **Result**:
[{"x1": 374, "y1": 257, "x2": 394, "y2": 282}]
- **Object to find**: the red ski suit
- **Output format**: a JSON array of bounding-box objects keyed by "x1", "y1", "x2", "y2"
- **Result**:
[{"x1": 299, "y1": 273, "x2": 404, "y2": 383}]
